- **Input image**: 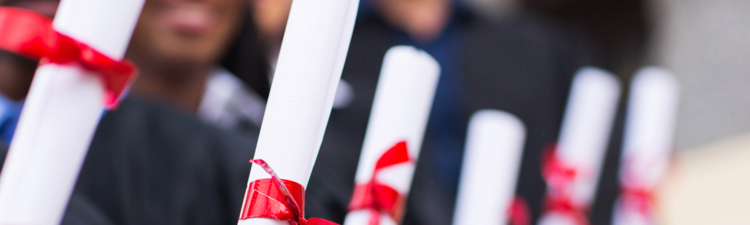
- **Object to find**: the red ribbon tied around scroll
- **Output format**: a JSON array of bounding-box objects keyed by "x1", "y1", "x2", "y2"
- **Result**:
[
  {"x1": 618, "y1": 156, "x2": 657, "y2": 219},
  {"x1": 348, "y1": 141, "x2": 412, "y2": 225},
  {"x1": 0, "y1": 7, "x2": 137, "y2": 109},
  {"x1": 240, "y1": 159, "x2": 337, "y2": 225},
  {"x1": 620, "y1": 185, "x2": 654, "y2": 219},
  {"x1": 541, "y1": 144, "x2": 590, "y2": 225}
]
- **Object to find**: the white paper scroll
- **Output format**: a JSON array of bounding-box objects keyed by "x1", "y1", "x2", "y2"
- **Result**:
[
  {"x1": 343, "y1": 46, "x2": 440, "y2": 225},
  {"x1": 239, "y1": 0, "x2": 359, "y2": 224},
  {"x1": 0, "y1": 0, "x2": 145, "y2": 224},
  {"x1": 538, "y1": 67, "x2": 622, "y2": 225},
  {"x1": 452, "y1": 110, "x2": 526, "y2": 225},
  {"x1": 612, "y1": 67, "x2": 679, "y2": 225}
]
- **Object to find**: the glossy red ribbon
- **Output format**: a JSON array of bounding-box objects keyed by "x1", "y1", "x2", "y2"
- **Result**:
[
  {"x1": 0, "y1": 7, "x2": 137, "y2": 109},
  {"x1": 348, "y1": 141, "x2": 411, "y2": 225},
  {"x1": 541, "y1": 144, "x2": 589, "y2": 225},
  {"x1": 239, "y1": 159, "x2": 337, "y2": 225}
]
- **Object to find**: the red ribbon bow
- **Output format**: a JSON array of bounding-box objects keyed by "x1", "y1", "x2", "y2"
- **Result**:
[
  {"x1": 348, "y1": 141, "x2": 412, "y2": 225},
  {"x1": 239, "y1": 159, "x2": 337, "y2": 225},
  {"x1": 0, "y1": 7, "x2": 137, "y2": 109},
  {"x1": 618, "y1": 156, "x2": 656, "y2": 218},
  {"x1": 620, "y1": 185, "x2": 654, "y2": 218},
  {"x1": 541, "y1": 144, "x2": 590, "y2": 225}
]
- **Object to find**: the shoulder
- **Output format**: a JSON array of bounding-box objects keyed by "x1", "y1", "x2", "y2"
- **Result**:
[
  {"x1": 95, "y1": 96, "x2": 257, "y2": 173},
  {"x1": 78, "y1": 97, "x2": 257, "y2": 223},
  {"x1": 460, "y1": 11, "x2": 592, "y2": 65},
  {"x1": 458, "y1": 11, "x2": 592, "y2": 102},
  {"x1": 103, "y1": 97, "x2": 256, "y2": 144}
]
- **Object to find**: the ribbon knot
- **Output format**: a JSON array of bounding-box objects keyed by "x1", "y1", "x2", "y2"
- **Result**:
[
  {"x1": 240, "y1": 159, "x2": 337, "y2": 225},
  {"x1": 0, "y1": 7, "x2": 137, "y2": 109},
  {"x1": 541, "y1": 144, "x2": 589, "y2": 225},
  {"x1": 348, "y1": 141, "x2": 412, "y2": 225},
  {"x1": 620, "y1": 186, "x2": 654, "y2": 217},
  {"x1": 618, "y1": 156, "x2": 658, "y2": 218}
]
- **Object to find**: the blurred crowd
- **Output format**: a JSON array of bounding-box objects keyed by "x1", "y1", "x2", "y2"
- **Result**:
[{"x1": 0, "y1": 0, "x2": 746, "y2": 224}]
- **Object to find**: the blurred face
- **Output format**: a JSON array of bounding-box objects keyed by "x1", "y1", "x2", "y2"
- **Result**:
[
  {"x1": 374, "y1": 0, "x2": 451, "y2": 41},
  {"x1": 249, "y1": 0, "x2": 291, "y2": 45},
  {"x1": 0, "y1": 0, "x2": 59, "y2": 18},
  {"x1": 127, "y1": 0, "x2": 244, "y2": 72}
]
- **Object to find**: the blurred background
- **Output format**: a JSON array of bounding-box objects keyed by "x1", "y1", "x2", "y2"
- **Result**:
[
  {"x1": 469, "y1": 0, "x2": 750, "y2": 150},
  {"x1": 472, "y1": 0, "x2": 750, "y2": 151},
  {"x1": 470, "y1": 0, "x2": 750, "y2": 223}
]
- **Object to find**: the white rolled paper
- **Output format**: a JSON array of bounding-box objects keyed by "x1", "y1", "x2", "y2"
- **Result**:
[
  {"x1": 239, "y1": 0, "x2": 359, "y2": 224},
  {"x1": 452, "y1": 110, "x2": 526, "y2": 225},
  {"x1": 538, "y1": 67, "x2": 622, "y2": 225},
  {"x1": 343, "y1": 46, "x2": 440, "y2": 225},
  {"x1": 0, "y1": 0, "x2": 145, "y2": 224},
  {"x1": 612, "y1": 67, "x2": 679, "y2": 225}
]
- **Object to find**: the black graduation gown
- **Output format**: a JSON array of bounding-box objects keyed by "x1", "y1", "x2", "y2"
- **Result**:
[
  {"x1": 0, "y1": 97, "x2": 257, "y2": 224},
  {"x1": 71, "y1": 97, "x2": 258, "y2": 225},
  {"x1": 305, "y1": 11, "x2": 596, "y2": 225}
]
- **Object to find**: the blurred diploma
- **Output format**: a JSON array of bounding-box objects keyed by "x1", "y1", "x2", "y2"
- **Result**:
[
  {"x1": 452, "y1": 110, "x2": 526, "y2": 225},
  {"x1": 343, "y1": 46, "x2": 440, "y2": 225},
  {"x1": 612, "y1": 68, "x2": 679, "y2": 225},
  {"x1": 0, "y1": 0, "x2": 145, "y2": 224},
  {"x1": 538, "y1": 68, "x2": 621, "y2": 225},
  {"x1": 238, "y1": 0, "x2": 359, "y2": 224}
]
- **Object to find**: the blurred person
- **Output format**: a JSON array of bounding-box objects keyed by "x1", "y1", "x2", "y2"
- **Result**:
[
  {"x1": 301, "y1": 0, "x2": 600, "y2": 224},
  {"x1": 128, "y1": 0, "x2": 270, "y2": 131},
  {"x1": 248, "y1": 0, "x2": 291, "y2": 69},
  {"x1": 0, "y1": 0, "x2": 260, "y2": 224},
  {"x1": 521, "y1": 0, "x2": 651, "y2": 77}
]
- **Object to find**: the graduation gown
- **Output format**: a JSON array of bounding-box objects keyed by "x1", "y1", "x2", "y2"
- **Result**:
[
  {"x1": 72, "y1": 97, "x2": 258, "y2": 224},
  {"x1": 305, "y1": 10, "x2": 595, "y2": 225},
  {"x1": 0, "y1": 97, "x2": 257, "y2": 224}
]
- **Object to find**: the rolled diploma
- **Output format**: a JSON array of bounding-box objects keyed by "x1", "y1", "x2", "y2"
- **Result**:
[
  {"x1": 539, "y1": 67, "x2": 621, "y2": 224},
  {"x1": 343, "y1": 46, "x2": 440, "y2": 225},
  {"x1": 239, "y1": 0, "x2": 359, "y2": 224},
  {"x1": 612, "y1": 67, "x2": 679, "y2": 225},
  {"x1": 452, "y1": 110, "x2": 526, "y2": 225},
  {"x1": 0, "y1": 0, "x2": 144, "y2": 224}
]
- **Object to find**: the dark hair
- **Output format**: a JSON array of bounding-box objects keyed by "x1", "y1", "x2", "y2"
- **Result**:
[{"x1": 220, "y1": 8, "x2": 271, "y2": 100}]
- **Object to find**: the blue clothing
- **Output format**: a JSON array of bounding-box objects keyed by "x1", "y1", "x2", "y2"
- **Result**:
[
  {"x1": 392, "y1": 9, "x2": 467, "y2": 191},
  {"x1": 0, "y1": 94, "x2": 23, "y2": 144},
  {"x1": 354, "y1": 0, "x2": 473, "y2": 191}
]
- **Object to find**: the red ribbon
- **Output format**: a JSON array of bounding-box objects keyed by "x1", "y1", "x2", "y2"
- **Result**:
[
  {"x1": 240, "y1": 159, "x2": 337, "y2": 225},
  {"x1": 0, "y1": 7, "x2": 137, "y2": 109},
  {"x1": 620, "y1": 186, "x2": 654, "y2": 218},
  {"x1": 507, "y1": 196, "x2": 531, "y2": 225},
  {"x1": 618, "y1": 156, "x2": 656, "y2": 218},
  {"x1": 348, "y1": 141, "x2": 412, "y2": 225},
  {"x1": 541, "y1": 144, "x2": 589, "y2": 225}
]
